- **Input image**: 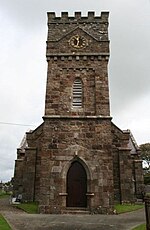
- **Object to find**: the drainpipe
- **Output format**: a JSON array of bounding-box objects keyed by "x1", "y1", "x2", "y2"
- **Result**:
[
  {"x1": 118, "y1": 151, "x2": 122, "y2": 204},
  {"x1": 33, "y1": 148, "x2": 37, "y2": 202}
]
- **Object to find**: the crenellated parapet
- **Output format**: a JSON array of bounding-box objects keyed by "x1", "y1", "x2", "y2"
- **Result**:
[
  {"x1": 47, "y1": 11, "x2": 109, "y2": 42},
  {"x1": 47, "y1": 11, "x2": 109, "y2": 22}
]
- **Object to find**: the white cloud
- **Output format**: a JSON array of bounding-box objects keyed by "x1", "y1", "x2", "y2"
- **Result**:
[{"x1": 0, "y1": 0, "x2": 150, "y2": 181}]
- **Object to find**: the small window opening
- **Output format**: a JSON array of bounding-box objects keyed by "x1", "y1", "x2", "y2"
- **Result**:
[{"x1": 72, "y1": 79, "x2": 82, "y2": 108}]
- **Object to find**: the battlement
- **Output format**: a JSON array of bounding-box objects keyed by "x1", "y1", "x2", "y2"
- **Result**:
[{"x1": 47, "y1": 11, "x2": 109, "y2": 24}]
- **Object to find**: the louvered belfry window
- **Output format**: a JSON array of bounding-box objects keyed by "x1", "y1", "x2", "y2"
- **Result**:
[{"x1": 72, "y1": 78, "x2": 82, "y2": 108}]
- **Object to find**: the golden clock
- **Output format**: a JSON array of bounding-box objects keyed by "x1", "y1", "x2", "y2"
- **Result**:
[{"x1": 69, "y1": 35, "x2": 88, "y2": 49}]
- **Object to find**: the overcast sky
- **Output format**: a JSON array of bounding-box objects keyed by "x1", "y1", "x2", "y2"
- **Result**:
[{"x1": 0, "y1": 0, "x2": 150, "y2": 182}]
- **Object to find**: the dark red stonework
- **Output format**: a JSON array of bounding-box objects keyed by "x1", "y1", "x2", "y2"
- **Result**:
[{"x1": 13, "y1": 11, "x2": 144, "y2": 214}]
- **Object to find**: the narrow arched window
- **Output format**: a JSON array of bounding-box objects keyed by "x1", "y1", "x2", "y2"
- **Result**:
[{"x1": 72, "y1": 78, "x2": 82, "y2": 108}]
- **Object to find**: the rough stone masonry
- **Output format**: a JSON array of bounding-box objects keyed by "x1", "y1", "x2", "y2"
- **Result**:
[{"x1": 13, "y1": 11, "x2": 144, "y2": 214}]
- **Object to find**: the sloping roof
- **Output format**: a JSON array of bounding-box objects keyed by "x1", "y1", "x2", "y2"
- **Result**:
[
  {"x1": 111, "y1": 122, "x2": 139, "y2": 154},
  {"x1": 126, "y1": 129, "x2": 140, "y2": 154},
  {"x1": 18, "y1": 131, "x2": 32, "y2": 150}
]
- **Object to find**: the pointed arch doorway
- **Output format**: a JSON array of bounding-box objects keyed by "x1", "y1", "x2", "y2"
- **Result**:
[{"x1": 67, "y1": 161, "x2": 87, "y2": 207}]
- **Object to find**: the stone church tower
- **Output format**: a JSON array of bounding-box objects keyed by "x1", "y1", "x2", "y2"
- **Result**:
[{"x1": 13, "y1": 12, "x2": 144, "y2": 214}]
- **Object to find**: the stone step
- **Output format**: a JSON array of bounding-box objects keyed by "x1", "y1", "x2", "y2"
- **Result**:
[{"x1": 63, "y1": 208, "x2": 90, "y2": 215}]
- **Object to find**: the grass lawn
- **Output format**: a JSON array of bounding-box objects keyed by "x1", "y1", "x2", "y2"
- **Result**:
[
  {"x1": 0, "y1": 214, "x2": 11, "y2": 230},
  {"x1": 132, "y1": 223, "x2": 146, "y2": 230},
  {"x1": 0, "y1": 192, "x2": 11, "y2": 199},
  {"x1": 114, "y1": 203, "x2": 144, "y2": 214},
  {"x1": 15, "y1": 202, "x2": 39, "y2": 214},
  {"x1": 16, "y1": 202, "x2": 144, "y2": 214}
]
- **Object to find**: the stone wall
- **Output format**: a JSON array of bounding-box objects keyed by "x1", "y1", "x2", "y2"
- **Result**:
[
  {"x1": 134, "y1": 159, "x2": 144, "y2": 199},
  {"x1": 37, "y1": 117, "x2": 114, "y2": 214},
  {"x1": 13, "y1": 158, "x2": 24, "y2": 196},
  {"x1": 111, "y1": 123, "x2": 144, "y2": 203},
  {"x1": 45, "y1": 11, "x2": 110, "y2": 117}
]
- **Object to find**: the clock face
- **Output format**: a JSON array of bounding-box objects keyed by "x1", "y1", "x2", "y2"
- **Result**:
[{"x1": 69, "y1": 35, "x2": 88, "y2": 49}]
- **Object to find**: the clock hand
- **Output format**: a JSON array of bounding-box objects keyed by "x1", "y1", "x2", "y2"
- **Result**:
[{"x1": 76, "y1": 35, "x2": 80, "y2": 46}]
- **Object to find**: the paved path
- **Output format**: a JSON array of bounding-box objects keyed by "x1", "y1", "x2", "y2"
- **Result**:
[{"x1": 0, "y1": 197, "x2": 146, "y2": 230}]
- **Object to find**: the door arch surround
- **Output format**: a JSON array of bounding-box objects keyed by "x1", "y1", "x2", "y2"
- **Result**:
[{"x1": 66, "y1": 160, "x2": 87, "y2": 207}]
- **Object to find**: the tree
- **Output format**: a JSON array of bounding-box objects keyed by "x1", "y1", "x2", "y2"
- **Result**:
[{"x1": 139, "y1": 143, "x2": 150, "y2": 168}]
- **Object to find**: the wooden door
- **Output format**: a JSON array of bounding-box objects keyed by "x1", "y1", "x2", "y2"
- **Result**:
[{"x1": 67, "y1": 161, "x2": 87, "y2": 207}]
